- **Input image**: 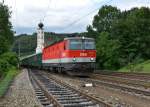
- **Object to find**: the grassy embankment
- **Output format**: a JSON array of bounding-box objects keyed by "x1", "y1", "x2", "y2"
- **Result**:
[
  {"x1": 0, "y1": 67, "x2": 18, "y2": 97},
  {"x1": 119, "y1": 60, "x2": 150, "y2": 73}
]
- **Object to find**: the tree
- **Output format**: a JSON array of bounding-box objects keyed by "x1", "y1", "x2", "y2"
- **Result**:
[
  {"x1": 86, "y1": 25, "x2": 98, "y2": 38},
  {"x1": 96, "y1": 32, "x2": 121, "y2": 69},
  {"x1": 111, "y1": 7, "x2": 150, "y2": 65},
  {"x1": 87, "y1": 6, "x2": 150, "y2": 70},
  {"x1": 87, "y1": 5, "x2": 120, "y2": 37},
  {"x1": 0, "y1": 3, "x2": 14, "y2": 55}
]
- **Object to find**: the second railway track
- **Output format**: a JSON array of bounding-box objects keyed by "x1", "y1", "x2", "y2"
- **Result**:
[
  {"x1": 45, "y1": 71, "x2": 150, "y2": 98},
  {"x1": 80, "y1": 78, "x2": 150, "y2": 97},
  {"x1": 91, "y1": 74, "x2": 150, "y2": 89},
  {"x1": 29, "y1": 69, "x2": 110, "y2": 107}
]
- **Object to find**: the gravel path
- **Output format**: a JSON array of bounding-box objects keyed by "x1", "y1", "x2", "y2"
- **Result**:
[{"x1": 0, "y1": 69, "x2": 42, "y2": 107}]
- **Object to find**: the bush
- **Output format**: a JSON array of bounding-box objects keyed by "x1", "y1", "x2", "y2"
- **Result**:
[
  {"x1": 0, "y1": 67, "x2": 18, "y2": 97},
  {"x1": 0, "y1": 52, "x2": 18, "y2": 76},
  {"x1": 0, "y1": 59, "x2": 10, "y2": 75},
  {"x1": 1, "y1": 52, "x2": 18, "y2": 67}
]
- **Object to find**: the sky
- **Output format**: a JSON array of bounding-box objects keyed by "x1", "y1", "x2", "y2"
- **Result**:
[{"x1": 1, "y1": 0, "x2": 150, "y2": 35}]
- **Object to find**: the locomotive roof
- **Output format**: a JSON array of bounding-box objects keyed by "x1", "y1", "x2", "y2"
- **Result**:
[
  {"x1": 64, "y1": 37, "x2": 94, "y2": 40},
  {"x1": 44, "y1": 37, "x2": 94, "y2": 49}
]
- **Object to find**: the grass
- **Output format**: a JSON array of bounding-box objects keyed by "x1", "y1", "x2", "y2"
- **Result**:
[
  {"x1": 0, "y1": 67, "x2": 18, "y2": 97},
  {"x1": 118, "y1": 60, "x2": 150, "y2": 73}
]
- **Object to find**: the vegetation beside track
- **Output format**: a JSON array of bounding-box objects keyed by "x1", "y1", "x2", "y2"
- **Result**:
[
  {"x1": 0, "y1": 2, "x2": 19, "y2": 97},
  {"x1": 119, "y1": 60, "x2": 150, "y2": 73},
  {"x1": 0, "y1": 52, "x2": 19, "y2": 98},
  {"x1": 0, "y1": 67, "x2": 18, "y2": 97}
]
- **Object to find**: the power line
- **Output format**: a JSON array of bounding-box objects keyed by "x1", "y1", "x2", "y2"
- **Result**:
[
  {"x1": 14, "y1": 0, "x2": 17, "y2": 27},
  {"x1": 60, "y1": 0, "x2": 113, "y2": 32},
  {"x1": 42, "y1": 0, "x2": 52, "y2": 22},
  {"x1": 0, "y1": 0, "x2": 4, "y2": 3}
]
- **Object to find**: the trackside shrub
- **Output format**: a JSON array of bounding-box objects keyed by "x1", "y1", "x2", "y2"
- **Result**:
[
  {"x1": 0, "y1": 67, "x2": 18, "y2": 97},
  {"x1": 1, "y1": 52, "x2": 18, "y2": 67},
  {"x1": 0, "y1": 59, "x2": 10, "y2": 75},
  {"x1": 0, "y1": 52, "x2": 18, "y2": 76}
]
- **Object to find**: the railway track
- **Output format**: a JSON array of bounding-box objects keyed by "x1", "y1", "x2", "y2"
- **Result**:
[
  {"x1": 29, "y1": 70, "x2": 53, "y2": 107},
  {"x1": 95, "y1": 72, "x2": 150, "y2": 82},
  {"x1": 91, "y1": 74, "x2": 150, "y2": 89},
  {"x1": 80, "y1": 78, "x2": 150, "y2": 97},
  {"x1": 45, "y1": 72, "x2": 150, "y2": 98},
  {"x1": 29, "y1": 69, "x2": 110, "y2": 107}
]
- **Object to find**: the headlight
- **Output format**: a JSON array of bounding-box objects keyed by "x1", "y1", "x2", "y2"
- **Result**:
[
  {"x1": 90, "y1": 58, "x2": 94, "y2": 61},
  {"x1": 73, "y1": 58, "x2": 76, "y2": 61}
]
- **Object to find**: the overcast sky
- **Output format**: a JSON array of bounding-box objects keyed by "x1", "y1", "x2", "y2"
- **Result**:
[{"x1": 1, "y1": 0, "x2": 150, "y2": 34}]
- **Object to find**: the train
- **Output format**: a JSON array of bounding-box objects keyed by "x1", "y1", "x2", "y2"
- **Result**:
[{"x1": 21, "y1": 24, "x2": 96, "y2": 76}]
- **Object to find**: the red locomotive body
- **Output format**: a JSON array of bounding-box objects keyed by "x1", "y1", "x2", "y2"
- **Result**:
[{"x1": 42, "y1": 37, "x2": 96, "y2": 76}]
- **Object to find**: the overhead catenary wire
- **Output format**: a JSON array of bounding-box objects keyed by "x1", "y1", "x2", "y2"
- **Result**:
[
  {"x1": 60, "y1": 0, "x2": 113, "y2": 32},
  {"x1": 42, "y1": 0, "x2": 52, "y2": 22},
  {"x1": 0, "y1": 0, "x2": 4, "y2": 3}
]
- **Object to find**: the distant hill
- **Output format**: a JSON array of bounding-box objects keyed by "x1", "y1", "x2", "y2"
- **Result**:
[{"x1": 12, "y1": 32, "x2": 84, "y2": 57}]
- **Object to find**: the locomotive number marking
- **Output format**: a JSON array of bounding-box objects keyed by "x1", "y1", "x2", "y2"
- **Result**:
[{"x1": 80, "y1": 53, "x2": 87, "y2": 56}]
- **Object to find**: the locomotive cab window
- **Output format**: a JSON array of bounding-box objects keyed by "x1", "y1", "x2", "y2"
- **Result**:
[
  {"x1": 69, "y1": 39, "x2": 95, "y2": 50},
  {"x1": 69, "y1": 39, "x2": 82, "y2": 50},
  {"x1": 84, "y1": 39, "x2": 95, "y2": 50}
]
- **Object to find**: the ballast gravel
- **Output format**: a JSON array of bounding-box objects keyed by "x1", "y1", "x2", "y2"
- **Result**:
[
  {"x1": 0, "y1": 69, "x2": 42, "y2": 107},
  {"x1": 48, "y1": 73, "x2": 150, "y2": 107}
]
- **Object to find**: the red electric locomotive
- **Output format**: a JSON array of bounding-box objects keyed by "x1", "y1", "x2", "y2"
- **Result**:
[
  {"x1": 42, "y1": 36, "x2": 96, "y2": 76},
  {"x1": 42, "y1": 37, "x2": 96, "y2": 76}
]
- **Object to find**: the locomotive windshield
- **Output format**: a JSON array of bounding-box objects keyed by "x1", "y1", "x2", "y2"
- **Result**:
[
  {"x1": 69, "y1": 39, "x2": 82, "y2": 50},
  {"x1": 84, "y1": 39, "x2": 95, "y2": 50},
  {"x1": 69, "y1": 39, "x2": 95, "y2": 50}
]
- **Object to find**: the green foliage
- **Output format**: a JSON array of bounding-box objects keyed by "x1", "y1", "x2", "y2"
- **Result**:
[
  {"x1": 0, "y1": 58, "x2": 10, "y2": 75},
  {"x1": 119, "y1": 60, "x2": 150, "y2": 73},
  {"x1": 87, "y1": 6, "x2": 150, "y2": 70},
  {"x1": 0, "y1": 67, "x2": 18, "y2": 97},
  {"x1": 0, "y1": 3, "x2": 14, "y2": 55},
  {"x1": 111, "y1": 7, "x2": 150, "y2": 65},
  {"x1": 1, "y1": 52, "x2": 18, "y2": 67},
  {"x1": 86, "y1": 5, "x2": 120, "y2": 39},
  {"x1": 92, "y1": 5, "x2": 120, "y2": 33},
  {"x1": 0, "y1": 52, "x2": 18, "y2": 76},
  {"x1": 96, "y1": 32, "x2": 121, "y2": 69},
  {"x1": 0, "y1": 2, "x2": 16, "y2": 77},
  {"x1": 12, "y1": 34, "x2": 37, "y2": 56}
]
